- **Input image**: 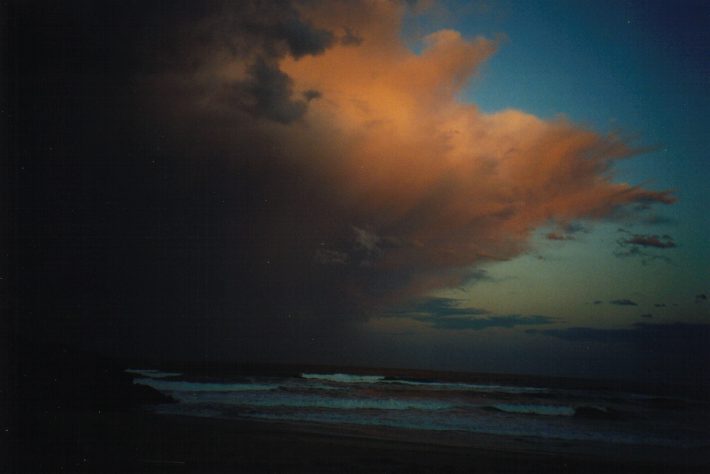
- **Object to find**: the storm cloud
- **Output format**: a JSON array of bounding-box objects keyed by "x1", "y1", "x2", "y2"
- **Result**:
[{"x1": 11, "y1": 0, "x2": 675, "y2": 360}]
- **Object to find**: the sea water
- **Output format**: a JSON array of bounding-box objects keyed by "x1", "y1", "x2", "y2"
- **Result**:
[{"x1": 128, "y1": 368, "x2": 710, "y2": 448}]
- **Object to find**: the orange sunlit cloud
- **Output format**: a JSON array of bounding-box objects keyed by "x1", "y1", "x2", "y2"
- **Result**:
[
  {"x1": 148, "y1": 0, "x2": 673, "y2": 313},
  {"x1": 281, "y1": 2, "x2": 671, "y2": 291}
]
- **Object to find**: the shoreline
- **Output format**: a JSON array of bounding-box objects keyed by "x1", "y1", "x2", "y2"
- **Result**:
[
  {"x1": 10, "y1": 343, "x2": 709, "y2": 473},
  {"x1": 158, "y1": 412, "x2": 710, "y2": 466},
  {"x1": 13, "y1": 407, "x2": 709, "y2": 473},
  {"x1": 122, "y1": 360, "x2": 710, "y2": 401}
]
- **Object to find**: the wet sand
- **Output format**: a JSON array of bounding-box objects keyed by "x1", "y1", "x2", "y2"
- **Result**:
[{"x1": 10, "y1": 408, "x2": 709, "y2": 473}]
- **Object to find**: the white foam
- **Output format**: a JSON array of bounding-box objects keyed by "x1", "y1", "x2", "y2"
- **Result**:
[{"x1": 301, "y1": 373, "x2": 386, "y2": 384}]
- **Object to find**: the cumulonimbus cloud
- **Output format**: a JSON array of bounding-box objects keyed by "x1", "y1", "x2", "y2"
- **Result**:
[{"x1": 139, "y1": 0, "x2": 674, "y2": 319}]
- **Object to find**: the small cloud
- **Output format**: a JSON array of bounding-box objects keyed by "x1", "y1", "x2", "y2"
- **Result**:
[
  {"x1": 592, "y1": 300, "x2": 603, "y2": 305},
  {"x1": 654, "y1": 303, "x2": 666, "y2": 308},
  {"x1": 614, "y1": 230, "x2": 675, "y2": 264},
  {"x1": 696, "y1": 294, "x2": 708, "y2": 303},
  {"x1": 640, "y1": 313, "x2": 653, "y2": 318},
  {"x1": 610, "y1": 299, "x2": 638, "y2": 306},
  {"x1": 623, "y1": 234, "x2": 676, "y2": 249}
]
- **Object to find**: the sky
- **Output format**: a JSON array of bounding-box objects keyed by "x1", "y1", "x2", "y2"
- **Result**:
[{"x1": 7, "y1": 0, "x2": 709, "y2": 384}]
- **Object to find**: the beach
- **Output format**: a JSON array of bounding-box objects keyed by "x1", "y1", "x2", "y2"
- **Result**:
[
  {"x1": 8, "y1": 344, "x2": 709, "y2": 473},
  {"x1": 11, "y1": 408, "x2": 709, "y2": 473}
]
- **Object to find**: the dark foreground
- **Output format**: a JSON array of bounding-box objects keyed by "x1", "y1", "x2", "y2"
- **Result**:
[
  {"x1": 6, "y1": 344, "x2": 709, "y2": 473},
  {"x1": 8, "y1": 409, "x2": 710, "y2": 473}
]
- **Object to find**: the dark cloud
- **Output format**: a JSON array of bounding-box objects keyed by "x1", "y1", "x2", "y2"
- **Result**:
[
  {"x1": 423, "y1": 314, "x2": 555, "y2": 331},
  {"x1": 623, "y1": 234, "x2": 676, "y2": 249},
  {"x1": 592, "y1": 300, "x2": 603, "y2": 305},
  {"x1": 640, "y1": 313, "x2": 653, "y2": 318},
  {"x1": 654, "y1": 303, "x2": 666, "y2": 308},
  {"x1": 156, "y1": 1, "x2": 334, "y2": 124},
  {"x1": 614, "y1": 229, "x2": 675, "y2": 264},
  {"x1": 697, "y1": 294, "x2": 708, "y2": 303},
  {"x1": 273, "y1": 17, "x2": 335, "y2": 58},
  {"x1": 303, "y1": 89, "x2": 322, "y2": 101},
  {"x1": 205, "y1": 2, "x2": 334, "y2": 124},
  {"x1": 8, "y1": 0, "x2": 675, "y2": 362},
  {"x1": 8, "y1": 0, "x2": 346, "y2": 359},
  {"x1": 390, "y1": 297, "x2": 554, "y2": 331},
  {"x1": 205, "y1": 1, "x2": 335, "y2": 60},
  {"x1": 609, "y1": 299, "x2": 638, "y2": 306},
  {"x1": 238, "y1": 58, "x2": 310, "y2": 123}
]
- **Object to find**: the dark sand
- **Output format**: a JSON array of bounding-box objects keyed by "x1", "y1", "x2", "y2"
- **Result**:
[
  {"x1": 9, "y1": 408, "x2": 709, "y2": 473},
  {"x1": 7, "y1": 344, "x2": 709, "y2": 473}
]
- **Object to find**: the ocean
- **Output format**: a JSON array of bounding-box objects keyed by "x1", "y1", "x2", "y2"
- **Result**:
[{"x1": 129, "y1": 367, "x2": 710, "y2": 450}]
